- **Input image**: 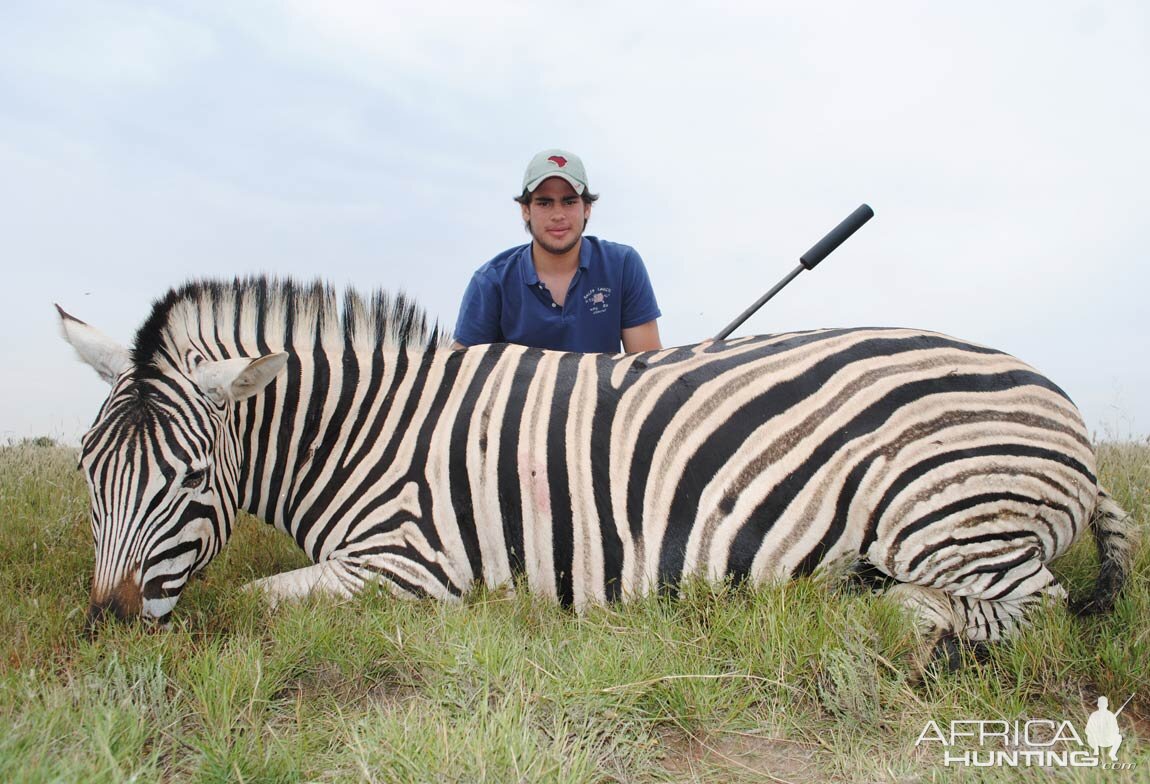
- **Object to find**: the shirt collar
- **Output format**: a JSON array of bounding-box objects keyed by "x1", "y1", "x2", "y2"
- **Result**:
[{"x1": 521, "y1": 237, "x2": 591, "y2": 286}]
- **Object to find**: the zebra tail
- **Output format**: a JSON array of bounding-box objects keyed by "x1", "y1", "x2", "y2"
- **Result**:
[{"x1": 1070, "y1": 488, "x2": 1141, "y2": 616}]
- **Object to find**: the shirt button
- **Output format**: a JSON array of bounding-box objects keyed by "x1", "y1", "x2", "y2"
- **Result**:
[{"x1": 552, "y1": 303, "x2": 558, "y2": 308}]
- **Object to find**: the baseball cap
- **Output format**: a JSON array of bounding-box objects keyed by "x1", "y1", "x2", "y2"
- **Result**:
[{"x1": 521, "y1": 149, "x2": 589, "y2": 195}]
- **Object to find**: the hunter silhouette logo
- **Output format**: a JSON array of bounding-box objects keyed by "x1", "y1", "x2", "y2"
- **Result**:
[
  {"x1": 547, "y1": 155, "x2": 568, "y2": 167},
  {"x1": 1086, "y1": 696, "x2": 1125, "y2": 761}
]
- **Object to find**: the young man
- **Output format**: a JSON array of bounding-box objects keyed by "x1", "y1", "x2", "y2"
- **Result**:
[{"x1": 452, "y1": 149, "x2": 662, "y2": 353}]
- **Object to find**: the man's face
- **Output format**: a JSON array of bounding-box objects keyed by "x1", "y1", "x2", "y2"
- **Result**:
[{"x1": 521, "y1": 177, "x2": 591, "y2": 256}]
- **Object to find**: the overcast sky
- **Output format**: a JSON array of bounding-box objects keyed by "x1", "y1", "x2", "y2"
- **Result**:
[{"x1": 2, "y1": 0, "x2": 1147, "y2": 444}]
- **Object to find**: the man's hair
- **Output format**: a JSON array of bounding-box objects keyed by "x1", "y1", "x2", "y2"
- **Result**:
[
  {"x1": 515, "y1": 188, "x2": 599, "y2": 232},
  {"x1": 514, "y1": 189, "x2": 600, "y2": 206}
]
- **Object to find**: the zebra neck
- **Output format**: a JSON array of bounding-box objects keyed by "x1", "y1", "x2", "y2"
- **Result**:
[{"x1": 232, "y1": 345, "x2": 467, "y2": 560}]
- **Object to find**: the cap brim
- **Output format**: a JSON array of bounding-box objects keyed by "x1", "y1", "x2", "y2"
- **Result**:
[{"x1": 525, "y1": 173, "x2": 586, "y2": 195}]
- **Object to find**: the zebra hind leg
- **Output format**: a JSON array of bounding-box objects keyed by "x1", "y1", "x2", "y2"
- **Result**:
[
  {"x1": 883, "y1": 575, "x2": 1065, "y2": 673},
  {"x1": 882, "y1": 583, "x2": 963, "y2": 673}
]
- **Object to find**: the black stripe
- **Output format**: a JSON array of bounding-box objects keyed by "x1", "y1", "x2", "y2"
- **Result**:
[
  {"x1": 264, "y1": 287, "x2": 303, "y2": 524},
  {"x1": 952, "y1": 547, "x2": 1038, "y2": 582},
  {"x1": 983, "y1": 561, "x2": 1045, "y2": 602},
  {"x1": 658, "y1": 335, "x2": 1005, "y2": 586},
  {"x1": 631, "y1": 329, "x2": 870, "y2": 548},
  {"x1": 237, "y1": 394, "x2": 260, "y2": 508},
  {"x1": 358, "y1": 560, "x2": 439, "y2": 599},
  {"x1": 591, "y1": 354, "x2": 624, "y2": 600},
  {"x1": 285, "y1": 339, "x2": 357, "y2": 523},
  {"x1": 860, "y1": 441, "x2": 1095, "y2": 555},
  {"x1": 724, "y1": 370, "x2": 1084, "y2": 582},
  {"x1": 396, "y1": 350, "x2": 466, "y2": 586},
  {"x1": 900, "y1": 493, "x2": 1071, "y2": 569},
  {"x1": 248, "y1": 284, "x2": 279, "y2": 520},
  {"x1": 498, "y1": 350, "x2": 544, "y2": 579},
  {"x1": 211, "y1": 293, "x2": 230, "y2": 359},
  {"x1": 447, "y1": 347, "x2": 507, "y2": 586},
  {"x1": 330, "y1": 344, "x2": 387, "y2": 480},
  {"x1": 793, "y1": 450, "x2": 874, "y2": 578},
  {"x1": 907, "y1": 525, "x2": 1040, "y2": 573},
  {"x1": 233, "y1": 287, "x2": 263, "y2": 510},
  {"x1": 331, "y1": 336, "x2": 377, "y2": 464},
  {"x1": 294, "y1": 348, "x2": 409, "y2": 553},
  {"x1": 332, "y1": 352, "x2": 441, "y2": 529},
  {"x1": 344, "y1": 349, "x2": 409, "y2": 474},
  {"x1": 354, "y1": 544, "x2": 464, "y2": 597},
  {"x1": 547, "y1": 352, "x2": 581, "y2": 607},
  {"x1": 142, "y1": 541, "x2": 200, "y2": 597}
]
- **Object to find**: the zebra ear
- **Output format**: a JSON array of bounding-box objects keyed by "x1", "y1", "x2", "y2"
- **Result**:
[
  {"x1": 194, "y1": 353, "x2": 289, "y2": 404},
  {"x1": 56, "y1": 304, "x2": 132, "y2": 385}
]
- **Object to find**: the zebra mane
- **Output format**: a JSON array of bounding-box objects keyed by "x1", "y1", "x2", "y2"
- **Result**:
[{"x1": 131, "y1": 277, "x2": 449, "y2": 373}]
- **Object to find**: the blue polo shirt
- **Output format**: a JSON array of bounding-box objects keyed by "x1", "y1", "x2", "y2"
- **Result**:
[{"x1": 454, "y1": 236, "x2": 661, "y2": 353}]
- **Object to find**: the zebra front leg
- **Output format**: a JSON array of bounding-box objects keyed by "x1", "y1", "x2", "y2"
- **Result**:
[
  {"x1": 242, "y1": 551, "x2": 462, "y2": 607},
  {"x1": 242, "y1": 560, "x2": 363, "y2": 607}
]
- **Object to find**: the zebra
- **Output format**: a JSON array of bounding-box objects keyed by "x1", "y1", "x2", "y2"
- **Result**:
[{"x1": 58, "y1": 277, "x2": 1137, "y2": 656}]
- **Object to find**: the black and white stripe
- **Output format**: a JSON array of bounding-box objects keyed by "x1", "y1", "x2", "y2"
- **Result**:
[{"x1": 65, "y1": 278, "x2": 1137, "y2": 641}]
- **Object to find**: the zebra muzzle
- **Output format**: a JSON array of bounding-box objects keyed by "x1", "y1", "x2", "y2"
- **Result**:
[{"x1": 86, "y1": 572, "x2": 144, "y2": 629}]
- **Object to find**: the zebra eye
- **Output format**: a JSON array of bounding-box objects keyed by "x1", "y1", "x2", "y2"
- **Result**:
[{"x1": 183, "y1": 468, "x2": 208, "y2": 489}]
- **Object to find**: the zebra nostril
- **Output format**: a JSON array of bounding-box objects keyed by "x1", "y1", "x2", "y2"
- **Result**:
[
  {"x1": 87, "y1": 572, "x2": 144, "y2": 629},
  {"x1": 85, "y1": 596, "x2": 131, "y2": 635},
  {"x1": 85, "y1": 601, "x2": 108, "y2": 635}
]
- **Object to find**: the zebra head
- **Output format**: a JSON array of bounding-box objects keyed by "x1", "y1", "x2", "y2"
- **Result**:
[{"x1": 58, "y1": 305, "x2": 287, "y2": 626}]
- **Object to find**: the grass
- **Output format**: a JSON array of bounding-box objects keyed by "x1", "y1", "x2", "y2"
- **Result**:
[{"x1": 1, "y1": 440, "x2": 1148, "y2": 782}]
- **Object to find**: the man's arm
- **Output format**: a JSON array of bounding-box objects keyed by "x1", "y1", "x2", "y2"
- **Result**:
[
  {"x1": 622, "y1": 319, "x2": 662, "y2": 352},
  {"x1": 453, "y1": 273, "x2": 502, "y2": 350},
  {"x1": 619, "y1": 247, "x2": 662, "y2": 353}
]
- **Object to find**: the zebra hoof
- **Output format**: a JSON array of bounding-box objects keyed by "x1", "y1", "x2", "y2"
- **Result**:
[
  {"x1": 919, "y1": 634, "x2": 994, "y2": 678},
  {"x1": 1069, "y1": 593, "x2": 1115, "y2": 617},
  {"x1": 930, "y1": 633, "x2": 964, "y2": 673}
]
